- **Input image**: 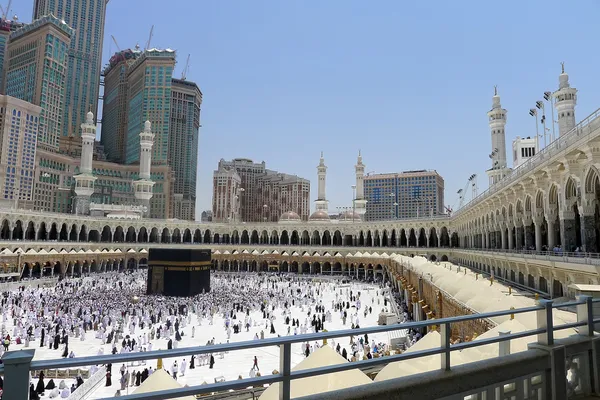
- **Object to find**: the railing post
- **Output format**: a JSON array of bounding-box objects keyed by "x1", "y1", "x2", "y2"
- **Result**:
[
  {"x1": 537, "y1": 300, "x2": 554, "y2": 346},
  {"x1": 576, "y1": 295, "x2": 594, "y2": 336},
  {"x1": 498, "y1": 330, "x2": 511, "y2": 356},
  {"x1": 440, "y1": 322, "x2": 451, "y2": 371},
  {"x1": 279, "y1": 342, "x2": 292, "y2": 400},
  {"x1": 2, "y1": 349, "x2": 35, "y2": 400}
]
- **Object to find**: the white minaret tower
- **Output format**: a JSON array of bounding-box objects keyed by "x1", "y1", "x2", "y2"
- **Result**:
[
  {"x1": 486, "y1": 86, "x2": 511, "y2": 186},
  {"x1": 73, "y1": 111, "x2": 97, "y2": 215},
  {"x1": 553, "y1": 62, "x2": 577, "y2": 137},
  {"x1": 314, "y1": 152, "x2": 329, "y2": 213},
  {"x1": 354, "y1": 150, "x2": 367, "y2": 217},
  {"x1": 134, "y1": 120, "x2": 155, "y2": 217}
]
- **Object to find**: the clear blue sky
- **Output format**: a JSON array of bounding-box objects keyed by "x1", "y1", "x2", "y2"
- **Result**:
[{"x1": 13, "y1": 0, "x2": 600, "y2": 216}]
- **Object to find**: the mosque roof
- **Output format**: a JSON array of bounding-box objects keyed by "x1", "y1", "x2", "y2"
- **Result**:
[
  {"x1": 279, "y1": 211, "x2": 301, "y2": 223},
  {"x1": 309, "y1": 210, "x2": 330, "y2": 222}
]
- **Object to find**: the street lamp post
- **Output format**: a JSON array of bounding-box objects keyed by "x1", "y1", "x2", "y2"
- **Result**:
[
  {"x1": 263, "y1": 204, "x2": 268, "y2": 222},
  {"x1": 529, "y1": 108, "x2": 541, "y2": 151},
  {"x1": 536, "y1": 100, "x2": 550, "y2": 149},
  {"x1": 544, "y1": 91, "x2": 556, "y2": 143}
]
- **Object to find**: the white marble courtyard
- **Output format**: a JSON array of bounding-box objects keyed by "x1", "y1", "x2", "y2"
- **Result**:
[{"x1": 2, "y1": 273, "x2": 394, "y2": 399}]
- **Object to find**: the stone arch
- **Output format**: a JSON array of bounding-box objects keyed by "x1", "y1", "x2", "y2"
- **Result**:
[
  {"x1": 333, "y1": 230, "x2": 342, "y2": 246},
  {"x1": 172, "y1": 228, "x2": 182, "y2": 243},
  {"x1": 101, "y1": 226, "x2": 112, "y2": 242},
  {"x1": 301, "y1": 230, "x2": 310, "y2": 245},
  {"x1": 311, "y1": 230, "x2": 320, "y2": 246},
  {"x1": 126, "y1": 226, "x2": 137, "y2": 242},
  {"x1": 270, "y1": 230, "x2": 279, "y2": 245},
  {"x1": 365, "y1": 230, "x2": 372, "y2": 247},
  {"x1": 400, "y1": 229, "x2": 407, "y2": 247},
  {"x1": 440, "y1": 227, "x2": 450, "y2": 247},
  {"x1": 408, "y1": 228, "x2": 416, "y2": 247},
  {"x1": 381, "y1": 230, "x2": 388, "y2": 247},
  {"x1": 88, "y1": 229, "x2": 100, "y2": 242},
  {"x1": 150, "y1": 228, "x2": 160, "y2": 243},
  {"x1": 69, "y1": 224, "x2": 78, "y2": 241},
  {"x1": 440, "y1": 254, "x2": 448, "y2": 262},
  {"x1": 0, "y1": 219, "x2": 10, "y2": 240},
  {"x1": 231, "y1": 230, "x2": 240, "y2": 244},
  {"x1": 161, "y1": 228, "x2": 170, "y2": 243},
  {"x1": 241, "y1": 230, "x2": 249, "y2": 244},
  {"x1": 213, "y1": 233, "x2": 220, "y2": 244},
  {"x1": 183, "y1": 229, "x2": 192, "y2": 243},
  {"x1": 193, "y1": 229, "x2": 202, "y2": 243},
  {"x1": 204, "y1": 229, "x2": 212, "y2": 243},
  {"x1": 390, "y1": 229, "x2": 397, "y2": 246},
  {"x1": 322, "y1": 230, "x2": 331, "y2": 246},
  {"x1": 37, "y1": 222, "x2": 48, "y2": 241},
  {"x1": 418, "y1": 228, "x2": 427, "y2": 247},
  {"x1": 290, "y1": 230, "x2": 299, "y2": 245},
  {"x1": 25, "y1": 221, "x2": 35, "y2": 240},
  {"x1": 281, "y1": 230, "x2": 290, "y2": 245},
  {"x1": 59, "y1": 223, "x2": 68, "y2": 241},
  {"x1": 138, "y1": 227, "x2": 148, "y2": 242},
  {"x1": 428, "y1": 227, "x2": 438, "y2": 247},
  {"x1": 358, "y1": 231, "x2": 365, "y2": 246},
  {"x1": 79, "y1": 225, "x2": 88, "y2": 241},
  {"x1": 260, "y1": 230, "x2": 269, "y2": 245},
  {"x1": 564, "y1": 176, "x2": 578, "y2": 206},
  {"x1": 113, "y1": 226, "x2": 124, "y2": 242},
  {"x1": 250, "y1": 230, "x2": 259, "y2": 245}
]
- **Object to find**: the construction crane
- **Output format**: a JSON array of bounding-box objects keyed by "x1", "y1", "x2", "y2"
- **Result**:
[
  {"x1": 181, "y1": 54, "x2": 190, "y2": 80},
  {"x1": 111, "y1": 35, "x2": 121, "y2": 52},
  {"x1": 145, "y1": 25, "x2": 154, "y2": 50},
  {"x1": 0, "y1": 0, "x2": 12, "y2": 19}
]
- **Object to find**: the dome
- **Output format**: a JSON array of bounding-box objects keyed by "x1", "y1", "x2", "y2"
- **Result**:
[
  {"x1": 309, "y1": 210, "x2": 331, "y2": 222},
  {"x1": 279, "y1": 211, "x2": 301, "y2": 223},
  {"x1": 339, "y1": 210, "x2": 362, "y2": 222}
]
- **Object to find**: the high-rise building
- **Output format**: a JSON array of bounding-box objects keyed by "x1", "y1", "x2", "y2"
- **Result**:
[
  {"x1": 100, "y1": 48, "x2": 141, "y2": 163},
  {"x1": 0, "y1": 17, "x2": 26, "y2": 91},
  {"x1": 212, "y1": 164, "x2": 242, "y2": 223},
  {"x1": 258, "y1": 171, "x2": 310, "y2": 222},
  {"x1": 33, "y1": 0, "x2": 109, "y2": 152},
  {"x1": 0, "y1": 95, "x2": 42, "y2": 208},
  {"x1": 215, "y1": 158, "x2": 265, "y2": 222},
  {"x1": 124, "y1": 49, "x2": 176, "y2": 165},
  {"x1": 170, "y1": 78, "x2": 202, "y2": 220},
  {"x1": 5, "y1": 15, "x2": 72, "y2": 152},
  {"x1": 212, "y1": 158, "x2": 310, "y2": 222},
  {"x1": 364, "y1": 170, "x2": 445, "y2": 220}
]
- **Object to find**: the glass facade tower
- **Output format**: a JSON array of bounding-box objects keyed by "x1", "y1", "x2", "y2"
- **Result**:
[{"x1": 33, "y1": 0, "x2": 109, "y2": 151}]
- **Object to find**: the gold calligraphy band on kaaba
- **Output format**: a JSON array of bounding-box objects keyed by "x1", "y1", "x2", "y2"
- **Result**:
[{"x1": 148, "y1": 261, "x2": 212, "y2": 267}]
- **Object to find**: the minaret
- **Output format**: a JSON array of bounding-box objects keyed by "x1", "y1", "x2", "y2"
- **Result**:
[
  {"x1": 134, "y1": 120, "x2": 155, "y2": 217},
  {"x1": 314, "y1": 152, "x2": 328, "y2": 213},
  {"x1": 73, "y1": 111, "x2": 97, "y2": 215},
  {"x1": 486, "y1": 87, "x2": 510, "y2": 186},
  {"x1": 354, "y1": 150, "x2": 367, "y2": 217},
  {"x1": 553, "y1": 62, "x2": 577, "y2": 137}
]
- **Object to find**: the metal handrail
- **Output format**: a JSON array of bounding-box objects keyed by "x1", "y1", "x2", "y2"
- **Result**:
[{"x1": 1, "y1": 298, "x2": 584, "y2": 400}]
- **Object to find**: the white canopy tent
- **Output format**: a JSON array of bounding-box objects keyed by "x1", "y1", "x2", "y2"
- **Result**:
[
  {"x1": 132, "y1": 369, "x2": 195, "y2": 400},
  {"x1": 260, "y1": 345, "x2": 371, "y2": 400}
]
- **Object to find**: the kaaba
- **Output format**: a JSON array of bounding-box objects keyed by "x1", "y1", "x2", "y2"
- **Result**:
[{"x1": 147, "y1": 248, "x2": 211, "y2": 297}]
